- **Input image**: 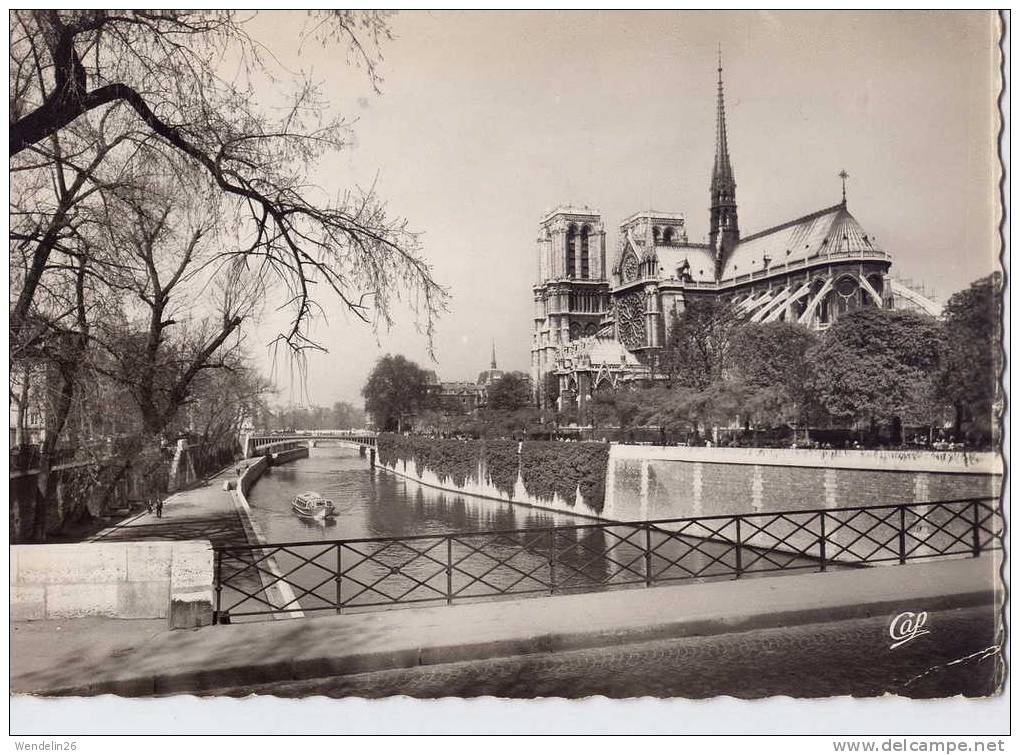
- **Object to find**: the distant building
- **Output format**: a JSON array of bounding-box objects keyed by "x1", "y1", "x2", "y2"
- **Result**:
[
  {"x1": 531, "y1": 57, "x2": 940, "y2": 413},
  {"x1": 9, "y1": 362, "x2": 46, "y2": 447},
  {"x1": 476, "y1": 342, "x2": 506, "y2": 389},
  {"x1": 425, "y1": 343, "x2": 530, "y2": 417},
  {"x1": 426, "y1": 374, "x2": 482, "y2": 414}
]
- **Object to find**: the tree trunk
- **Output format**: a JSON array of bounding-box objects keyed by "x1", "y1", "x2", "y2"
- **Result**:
[
  {"x1": 29, "y1": 363, "x2": 76, "y2": 541},
  {"x1": 14, "y1": 365, "x2": 30, "y2": 447},
  {"x1": 891, "y1": 415, "x2": 903, "y2": 446}
]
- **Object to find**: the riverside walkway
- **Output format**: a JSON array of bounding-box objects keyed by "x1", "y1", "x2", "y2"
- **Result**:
[
  {"x1": 88, "y1": 461, "x2": 253, "y2": 547},
  {"x1": 11, "y1": 554, "x2": 1000, "y2": 697}
]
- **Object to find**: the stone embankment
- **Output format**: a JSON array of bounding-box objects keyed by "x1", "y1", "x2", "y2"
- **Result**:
[
  {"x1": 10, "y1": 540, "x2": 213, "y2": 628},
  {"x1": 12, "y1": 446, "x2": 309, "y2": 630},
  {"x1": 604, "y1": 444, "x2": 1004, "y2": 521},
  {"x1": 224, "y1": 454, "x2": 304, "y2": 619},
  {"x1": 375, "y1": 434, "x2": 1003, "y2": 524}
]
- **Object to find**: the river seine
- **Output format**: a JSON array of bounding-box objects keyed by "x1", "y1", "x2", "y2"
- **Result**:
[{"x1": 245, "y1": 446, "x2": 592, "y2": 542}]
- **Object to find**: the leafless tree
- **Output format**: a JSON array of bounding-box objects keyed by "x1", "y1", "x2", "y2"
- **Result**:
[
  {"x1": 10, "y1": 10, "x2": 447, "y2": 538},
  {"x1": 10, "y1": 10, "x2": 446, "y2": 355}
]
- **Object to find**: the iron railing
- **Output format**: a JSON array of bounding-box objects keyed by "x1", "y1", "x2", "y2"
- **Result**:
[{"x1": 212, "y1": 497, "x2": 1002, "y2": 622}]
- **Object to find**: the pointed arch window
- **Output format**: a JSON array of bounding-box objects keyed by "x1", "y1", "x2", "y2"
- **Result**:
[
  {"x1": 621, "y1": 250, "x2": 639, "y2": 282},
  {"x1": 566, "y1": 225, "x2": 577, "y2": 278},
  {"x1": 580, "y1": 225, "x2": 591, "y2": 279},
  {"x1": 663, "y1": 227, "x2": 674, "y2": 245}
]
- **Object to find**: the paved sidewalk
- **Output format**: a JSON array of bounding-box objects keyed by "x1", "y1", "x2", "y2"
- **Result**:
[
  {"x1": 218, "y1": 604, "x2": 1002, "y2": 699},
  {"x1": 88, "y1": 462, "x2": 251, "y2": 547},
  {"x1": 11, "y1": 554, "x2": 1000, "y2": 697}
]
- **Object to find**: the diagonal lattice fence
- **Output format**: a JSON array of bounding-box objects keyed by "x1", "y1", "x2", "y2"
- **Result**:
[{"x1": 213, "y1": 497, "x2": 1002, "y2": 622}]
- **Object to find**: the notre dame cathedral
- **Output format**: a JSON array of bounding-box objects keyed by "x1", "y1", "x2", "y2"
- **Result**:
[{"x1": 530, "y1": 59, "x2": 940, "y2": 413}]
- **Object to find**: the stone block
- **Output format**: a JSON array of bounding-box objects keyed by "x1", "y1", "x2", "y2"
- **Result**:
[
  {"x1": 170, "y1": 541, "x2": 214, "y2": 591},
  {"x1": 117, "y1": 581, "x2": 169, "y2": 619},
  {"x1": 16, "y1": 543, "x2": 127, "y2": 585},
  {"x1": 11, "y1": 585, "x2": 46, "y2": 621},
  {"x1": 125, "y1": 542, "x2": 173, "y2": 582},
  {"x1": 46, "y1": 583, "x2": 119, "y2": 618},
  {"x1": 167, "y1": 541, "x2": 214, "y2": 629},
  {"x1": 169, "y1": 589, "x2": 214, "y2": 629}
]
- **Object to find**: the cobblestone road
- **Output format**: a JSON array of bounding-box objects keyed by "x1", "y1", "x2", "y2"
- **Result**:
[{"x1": 218, "y1": 604, "x2": 1003, "y2": 699}]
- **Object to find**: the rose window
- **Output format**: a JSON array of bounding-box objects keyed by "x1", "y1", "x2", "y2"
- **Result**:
[{"x1": 616, "y1": 292, "x2": 647, "y2": 349}]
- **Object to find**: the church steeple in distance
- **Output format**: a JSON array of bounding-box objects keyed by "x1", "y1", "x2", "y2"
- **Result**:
[
  {"x1": 490, "y1": 340, "x2": 497, "y2": 370},
  {"x1": 709, "y1": 47, "x2": 739, "y2": 277}
]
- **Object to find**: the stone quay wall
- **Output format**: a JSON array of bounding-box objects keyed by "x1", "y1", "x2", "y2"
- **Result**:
[
  {"x1": 268, "y1": 446, "x2": 309, "y2": 466},
  {"x1": 375, "y1": 440, "x2": 1002, "y2": 567},
  {"x1": 10, "y1": 540, "x2": 214, "y2": 628},
  {"x1": 376, "y1": 435, "x2": 609, "y2": 519},
  {"x1": 603, "y1": 445, "x2": 1003, "y2": 522},
  {"x1": 380, "y1": 456, "x2": 605, "y2": 520},
  {"x1": 224, "y1": 454, "x2": 304, "y2": 618},
  {"x1": 10, "y1": 440, "x2": 237, "y2": 543},
  {"x1": 375, "y1": 438, "x2": 1002, "y2": 528}
]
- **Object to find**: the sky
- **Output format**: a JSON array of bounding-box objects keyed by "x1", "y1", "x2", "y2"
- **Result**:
[{"x1": 241, "y1": 10, "x2": 1002, "y2": 409}]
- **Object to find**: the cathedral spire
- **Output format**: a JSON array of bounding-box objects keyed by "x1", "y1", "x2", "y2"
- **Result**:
[
  {"x1": 709, "y1": 48, "x2": 739, "y2": 277},
  {"x1": 490, "y1": 340, "x2": 497, "y2": 370},
  {"x1": 712, "y1": 46, "x2": 734, "y2": 192}
]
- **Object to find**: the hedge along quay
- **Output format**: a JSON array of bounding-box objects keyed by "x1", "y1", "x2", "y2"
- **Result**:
[{"x1": 376, "y1": 434, "x2": 611, "y2": 513}]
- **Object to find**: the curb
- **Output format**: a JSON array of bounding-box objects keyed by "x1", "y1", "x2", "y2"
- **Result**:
[{"x1": 29, "y1": 585, "x2": 996, "y2": 697}]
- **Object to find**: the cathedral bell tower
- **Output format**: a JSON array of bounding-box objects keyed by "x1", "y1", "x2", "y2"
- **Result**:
[
  {"x1": 708, "y1": 51, "x2": 739, "y2": 278},
  {"x1": 531, "y1": 207, "x2": 609, "y2": 407}
]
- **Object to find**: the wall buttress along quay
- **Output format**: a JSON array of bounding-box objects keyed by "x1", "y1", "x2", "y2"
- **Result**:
[{"x1": 376, "y1": 436, "x2": 1002, "y2": 524}]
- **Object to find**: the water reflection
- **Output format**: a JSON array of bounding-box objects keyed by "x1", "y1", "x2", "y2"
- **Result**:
[
  {"x1": 235, "y1": 447, "x2": 817, "y2": 618},
  {"x1": 245, "y1": 446, "x2": 590, "y2": 543}
]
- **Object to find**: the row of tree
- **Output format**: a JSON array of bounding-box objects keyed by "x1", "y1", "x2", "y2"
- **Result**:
[
  {"x1": 361, "y1": 353, "x2": 537, "y2": 437},
  {"x1": 10, "y1": 11, "x2": 443, "y2": 539},
  {"x1": 362, "y1": 275, "x2": 1001, "y2": 448},
  {"x1": 592, "y1": 274, "x2": 1000, "y2": 447},
  {"x1": 255, "y1": 401, "x2": 367, "y2": 432}
]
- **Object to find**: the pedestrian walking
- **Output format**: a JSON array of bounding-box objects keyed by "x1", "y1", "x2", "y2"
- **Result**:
[
  {"x1": 155, "y1": 498, "x2": 164, "y2": 518},
  {"x1": 146, "y1": 499, "x2": 153, "y2": 515}
]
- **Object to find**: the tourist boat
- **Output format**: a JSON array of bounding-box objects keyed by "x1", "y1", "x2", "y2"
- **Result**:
[{"x1": 291, "y1": 491, "x2": 336, "y2": 519}]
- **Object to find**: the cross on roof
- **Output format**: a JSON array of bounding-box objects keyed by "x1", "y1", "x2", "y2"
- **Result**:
[{"x1": 839, "y1": 170, "x2": 850, "y2": 204}]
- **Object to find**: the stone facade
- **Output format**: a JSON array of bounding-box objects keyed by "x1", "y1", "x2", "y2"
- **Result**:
[{"x1": 530, "y1": 63, "x2": 940, "y2": 412}]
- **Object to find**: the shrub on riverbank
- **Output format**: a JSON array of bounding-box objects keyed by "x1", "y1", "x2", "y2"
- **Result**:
[
  {"x1": 483, "y1": 440, "x2": 520, "y2": 498},
  {"x1": 412, "y1": 438, "x2": 482, "y2": 487},
  {"x1": 377, "y1": 434, "x2": 610, "y2": 513},
  {"x1": 520, "y1": 441, "x2": 609, "y2": 511},
  {"x1": 377, "y1": 433, "x2": 418, "y2": 469},
  {"x1": 378, "y1": 434, "x2": 481, "y2": 486}
]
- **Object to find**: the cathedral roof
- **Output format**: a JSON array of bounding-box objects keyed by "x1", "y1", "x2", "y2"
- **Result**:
[
  {"x1": 613, "y1": 229, "x2": 717, "y2": 284},
  {"x1": 655, "y1": 244, "x2": 717, "y2": 283},
  {"x1": 719, "y1": 202, "x2": 884, "y2": 281}
]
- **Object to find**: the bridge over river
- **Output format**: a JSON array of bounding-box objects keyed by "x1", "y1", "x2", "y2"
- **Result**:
[{"x1": 242, "y1": 430, "x2": 377, "y2": 459}]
